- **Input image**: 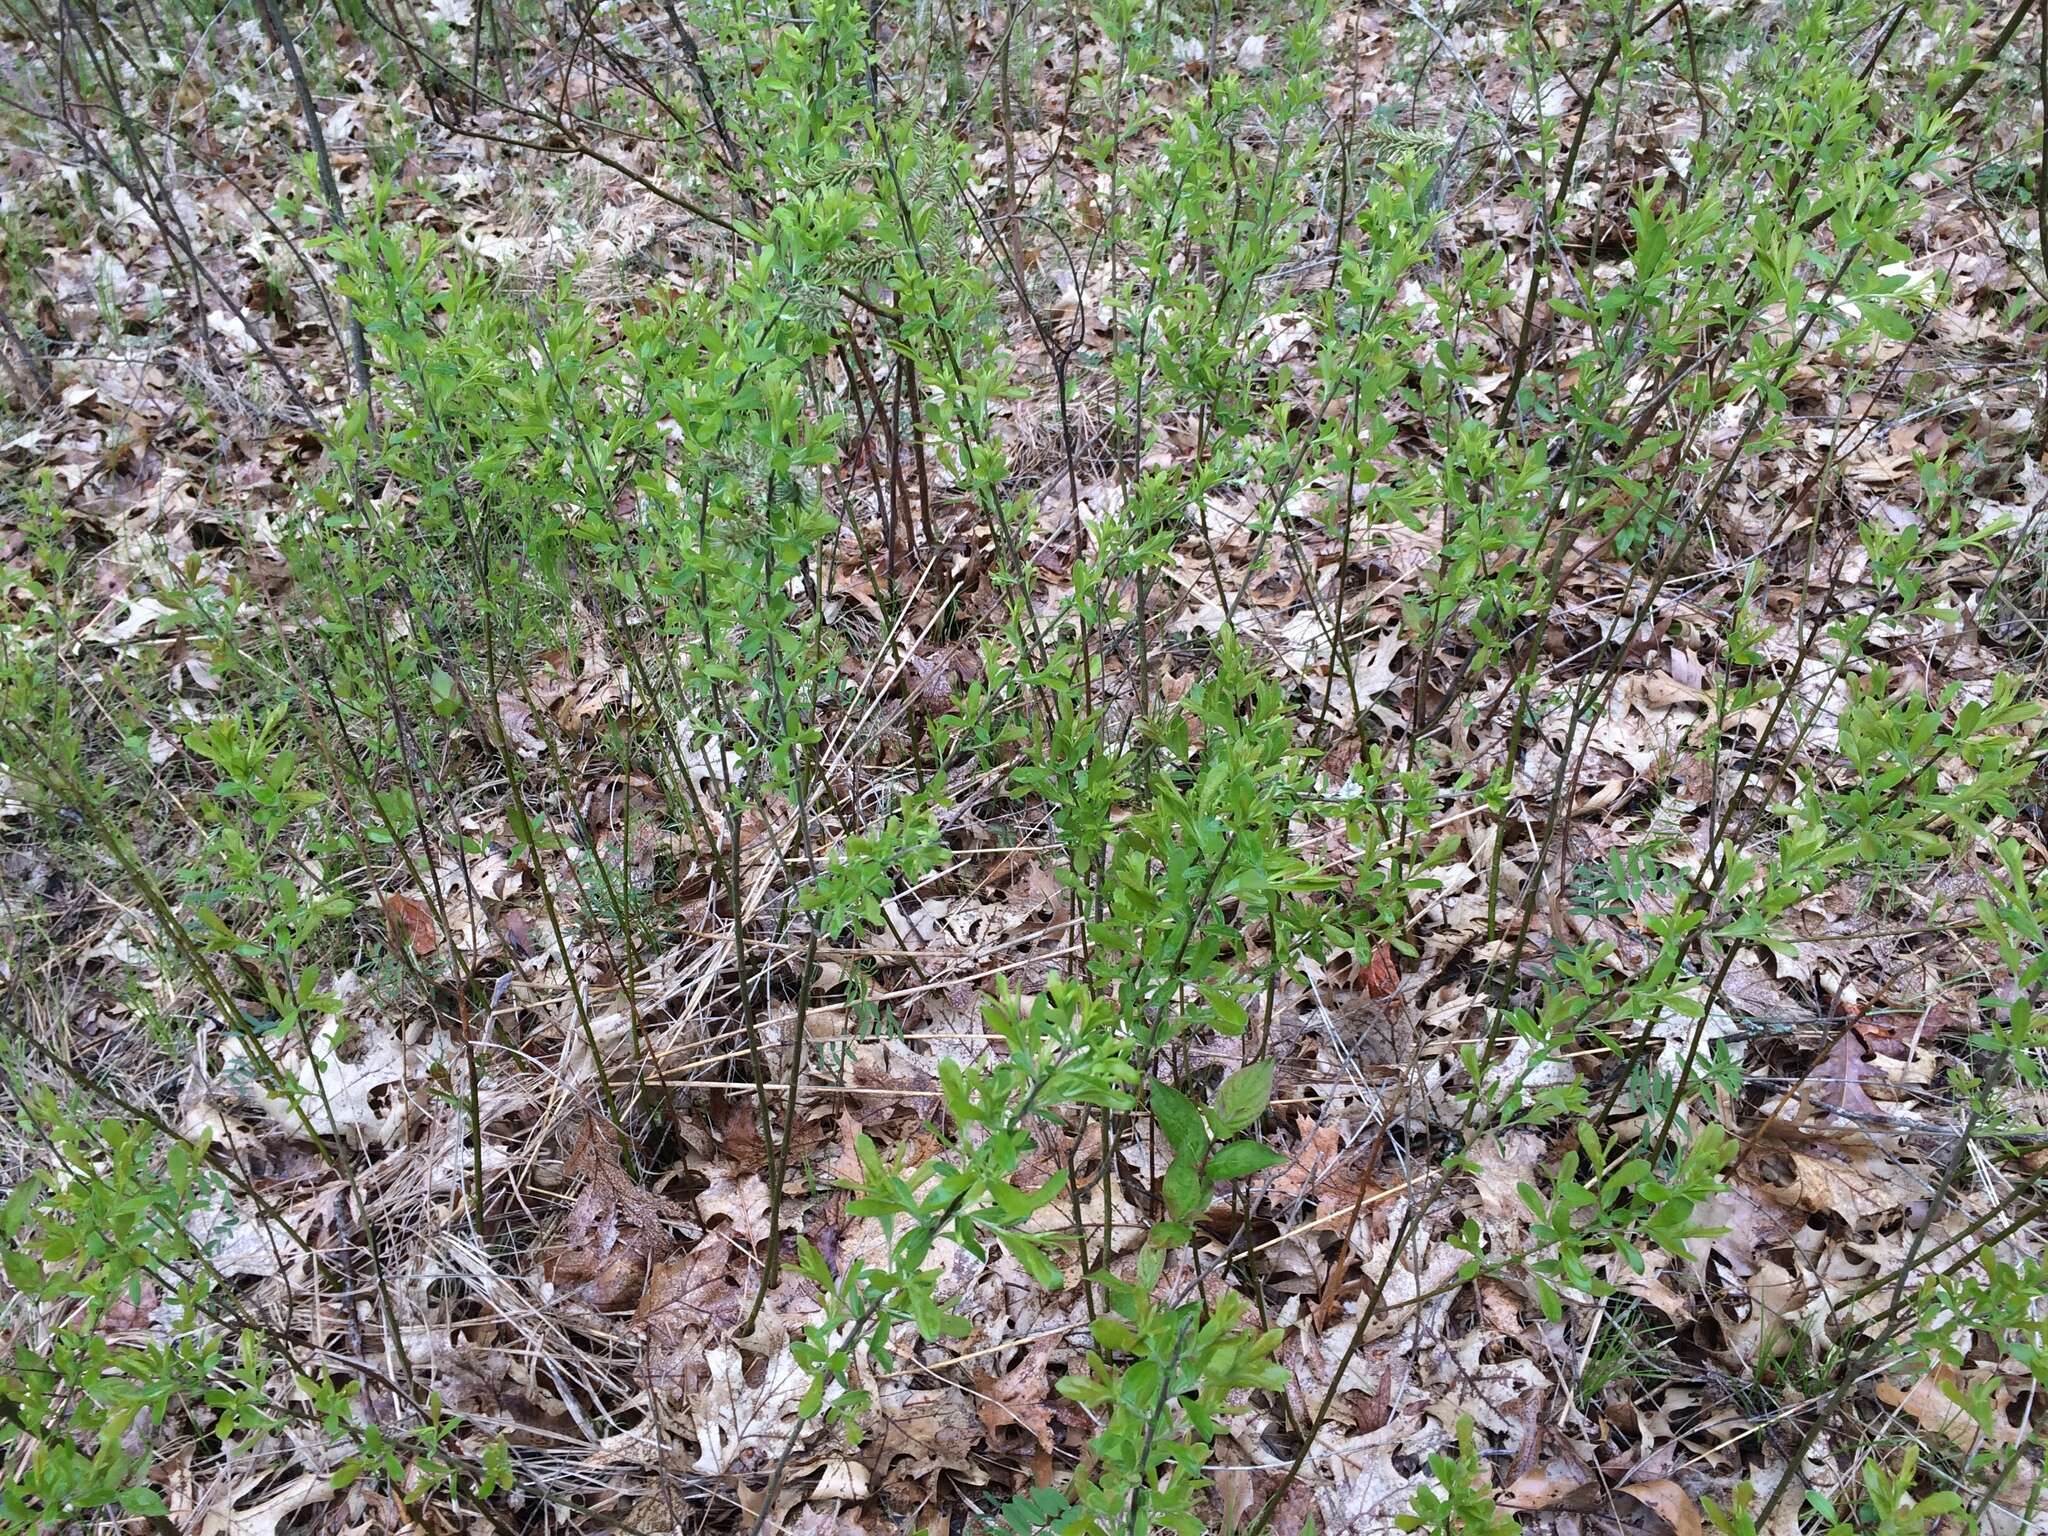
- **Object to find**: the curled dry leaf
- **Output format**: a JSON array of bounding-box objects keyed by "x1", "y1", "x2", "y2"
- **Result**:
[
  {"x1": 491, "y1": 692, "x2": 546, "y2": 757},
  {"x1": 194, "y1": 1473, "x2": 332, "y2": 1536},
  {"x1": 380, "y1": 890, "x2": 439, "y2": 956},
  {"x1": 1360, "y1": 941, "x2": 1401, "y2": 1000},
  {"x1": 1619, "y1": 1479, "x2": 1706, "y2": 1536}
]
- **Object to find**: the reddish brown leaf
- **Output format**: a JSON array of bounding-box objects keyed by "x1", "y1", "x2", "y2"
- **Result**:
[
  {"x1": 1360, "y1": 942, "x2": 1400, "y2": 1000},
  {"x1": 380, "y1": 891, "x2": 439, "y2": 957}
]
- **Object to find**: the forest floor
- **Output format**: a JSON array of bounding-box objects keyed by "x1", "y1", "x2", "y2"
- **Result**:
[{"x1": 3, "y1": 0, "x2": 2048, "y2": 1533}]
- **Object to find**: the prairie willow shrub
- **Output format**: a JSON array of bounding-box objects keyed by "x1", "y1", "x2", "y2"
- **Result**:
[
  {"x1": 801, "y1": 779, "x2": 951, "y2": 938},
  {"x1": 1810, "y1": 666, "x2": 2040, "y2": 868},
  {"x1": 325, "y1": 231, "x2": 842, "y2": 609},
  {"x1": 1395, "y1": 1416, "x2": 1519, "y2": 1536},
  {"x1": 0, "y1": 1096, "x2": 517, "y2": 1532},
  {"x1": 1146, "y1": 1058, "x2": 1288, "y2": 1248},
  {"x1": 795, "y1": 981, "x2": 1139, "y2": 1414},
  {"x1": 0, "y1": 1107, "x2": 265, "y2": 1531},
  {"x1": 1058, "y1": 1266, "x2": 1289, "y2": 1535},
  {"x1": 1449, "y1": 1122, "x2": 1736, "y2": 1325},
  {"x1": 1352, "y1": 0, "x2": 1970, "y2": 675},
  {"x1": 1012, "y1": 617, "x2": 1359, "y2": 1056},
  {"x1": 808, "y1": 984, "x2": 1296, "y2": 1535},
  {"x1": 1708, "y1": 1449, "x2": 1967, "y2": 1536},
  {"x1": 315, "y1": 228, "x2": 853, "y2": 829}
]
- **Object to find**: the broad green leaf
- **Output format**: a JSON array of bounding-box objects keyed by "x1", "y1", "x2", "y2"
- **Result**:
[
  {"x1": 1162, "y1": 1156, "x2": 1204, "y2": 1220},
  {"x1": 1212, "y1": 1058, "x2": 1275, "y2": 1137},
  {"x1": 998, "y1": 1229, "x2": 1065, "y2": 1291},
  {"x1": 938, "y1": 1057, "x2": 975, "y2": 1129},
  {"x1": 1090, "y1": 1316, "x2": 1139, "y2": 1353},
  {"x1": 1204, "y1": 1140, "x2": 1285, "y2": 1182},
  {"x1": 1150, "y1": 1080, "x2": 1208, "y2": 1160}
]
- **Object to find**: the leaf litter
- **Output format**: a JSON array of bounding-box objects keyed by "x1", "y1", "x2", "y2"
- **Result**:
[{"x1": 3, "y1": 0, "x2": 2047, "y2": 1531}]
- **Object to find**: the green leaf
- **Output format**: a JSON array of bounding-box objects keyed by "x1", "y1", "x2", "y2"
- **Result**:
[
  {"x1": 853, "y1": 1132, "x2": 886, "y2": 1187},
  {"x1": 997, "y1": 1229, "x2": 1065, "y2": 1292},
  {"x1": 1090, "y1": 1316, "x2": 1139, "y2": 1353},
  {"x1": 1137, "y1": 1244, "x2": 1164, "y2": 1290},
  {"x1": 1162, "y1": 1156, "x2": 1205, "y2": 1220},
  {"x1": 938, "y1": 1057, "x2": 975, "y2": 1128},
  {"x1": 1205, "y1": 985, "x2": 1249, "y2": 1036},
  {"x1": 1204, "y1": 1140, "x2": 1285, "y2": 1182},
  {"x1": 119, "y1": 1486, "x2": 168, "y2": 1516},
  {"x1": 908, "y1": 1289, "x2": 972, "y2": 1340},
  {"x1": 1147, "y1": 1218, "x2": 1194, "y2": 1250},
  {"x1": 1211, "y1": 1058, "x2": 1275, "y2": 1137},
  {"x1": 1150, "y1": 1080, "x2": 1208, "y2": 1160},
  {"x1": 2, "y1": 1178, "x2": 36, "y2": 1239},
  {"x1": 794, "y1": 1236, "x2": 833, "y2": 1289}
]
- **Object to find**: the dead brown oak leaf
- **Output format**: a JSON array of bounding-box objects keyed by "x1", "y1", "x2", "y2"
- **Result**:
[
  {"x1": 1751, "y1": 1141, "x2": 1928, "y2": 1226},
  {"x1": 1512, "y1": 1474, "x2": 1707, "y2": 1536},
  {"x1": 1467, "y1": 1129, "x2": 1545, "y2": 1247},
  {"x1": 1876, "y1": 1366, "x2": 2031, "y2": 1454},
  {"x1": 1812, "y1": 1031, "x2": 1884, "y2": 1119},
  {"x1": 1619, "y1": 1478, "x2": 1707, "y2": 1536},
  {"x1": 1685, "y1": 1178, "x2": 1801, "y2": 1277},
  {"x1": 697, "y1": 1168, "x2": 773, "y2": 1245},
  {"x1": 1270, "y1": 1114, "x2": 1346, "y2": 1206},
  {"x1": 971, "y1": 1338, "x2": 1058, "y2": 1451},
  {"x1": 690, "y1": 1344, "x2": 810, "y2": 1477},
  {"x1": 634, "y1": 1236, "x2": 750, "y2": 1395},
  {"x1": 864, "y1": 1381, "x2": 980, "y2": 1481},
  {"x1": 544, "y1": 1113, "x2": 678, "y2": 1311}
]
